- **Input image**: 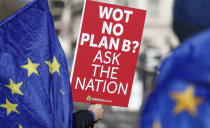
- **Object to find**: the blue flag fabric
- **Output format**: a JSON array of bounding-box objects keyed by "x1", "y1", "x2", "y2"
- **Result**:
[
  {"x1": 140, "y1": 29, "x2": 210, "y2": 128},
  {"x1": 173, "y1": 0, "x2": 210, "y2": 42},
  {"x1": 174, "y1": 0, "x2": 210, "y2": 29},
  {"x1": 0, "y1": 0, "x2": 73, "y2": 128}
]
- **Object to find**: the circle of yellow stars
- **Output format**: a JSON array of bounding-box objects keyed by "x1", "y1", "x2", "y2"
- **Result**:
[
  {"x1": 0, "y1": 56, "x2": 63, "y2": 128},
  {"x1": 151, "y1": 85, "x2": 204, "y2": 128}
]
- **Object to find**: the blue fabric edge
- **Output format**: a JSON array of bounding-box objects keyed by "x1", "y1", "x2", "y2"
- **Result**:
[
  {"x1": 0, "y1": 0, "x2": 40, "y2": 27},
  {"x1": 88, "y1": 110, "x2": 95, "y2": 121}
]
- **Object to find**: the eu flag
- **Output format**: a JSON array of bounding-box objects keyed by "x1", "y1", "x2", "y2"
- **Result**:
[
  {"x1": 0, "y1": 0, "x2": 73, "y2": 128},
  {"x1": 140, "y1": 29, "x2": 210, "y2": 128}
]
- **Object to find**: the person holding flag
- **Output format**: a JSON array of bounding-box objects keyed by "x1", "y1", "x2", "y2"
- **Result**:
[
  {"x1": 0, "y1": 0, "x2": 103, "y2": 127},
  {"x1": 140, "y1": 0, "x2": 210, "y2": 128}
]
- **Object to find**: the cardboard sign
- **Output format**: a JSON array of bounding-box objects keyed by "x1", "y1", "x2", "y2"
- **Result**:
[{"x1": 70, "y1": 0, "x2": 146, "y2": 107}]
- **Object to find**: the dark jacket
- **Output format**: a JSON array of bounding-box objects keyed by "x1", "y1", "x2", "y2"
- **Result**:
[{"x1": 73, "y1": 110, "x2": 94, "y2": 128}]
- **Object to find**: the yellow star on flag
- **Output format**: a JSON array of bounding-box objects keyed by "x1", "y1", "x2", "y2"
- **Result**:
[
  {"x1": 21, "y1": 58, "x2": 40, "y2": 77},
  {"x1": 5, "y1": 79, "x2": 23, "y2": 95},
  {"x1": 0, "y1": 98, "x2": 20, "y2": 116},
  {"x1": 19, "y1": 124, "x2": 23, "y2": 128},
  {"x1": 170, "y1": 86, "x2": 203, "y2": 116},
  {"x1": 60, "y1": 90, "x2": 65, "y2": 95},
  {"x1": 153, "y1": 121, "x2": 161, "y2": 128},
  {"x1": 51, "y1": 56, "x2": 60, "y2": 75},
  {"x1": 45, "y1": 56, "x2": 60, "y2": 75},
  {"x1": 45, "y1": 61, "x2": 52, "y2": 74}
]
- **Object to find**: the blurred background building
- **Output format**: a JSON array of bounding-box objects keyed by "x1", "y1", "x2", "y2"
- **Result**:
[
  {"x1": 0, "y1": 0, "x2": 179, "y2": 127},
  {"x1": 48, "y1": 0, "x2": 179, "y2": 127}
]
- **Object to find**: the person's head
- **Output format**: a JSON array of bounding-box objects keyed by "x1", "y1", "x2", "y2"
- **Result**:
[
  {"x1": 0, "y1": 0, "x2": 32, "y2": 22},
  {"x1": 173, "y1": 0, "x2": 210, "y2": 42}
]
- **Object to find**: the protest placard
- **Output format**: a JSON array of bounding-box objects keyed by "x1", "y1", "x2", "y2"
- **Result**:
[{"x1": 70, "y1": 0, "x2": 146, "y2": 107}]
